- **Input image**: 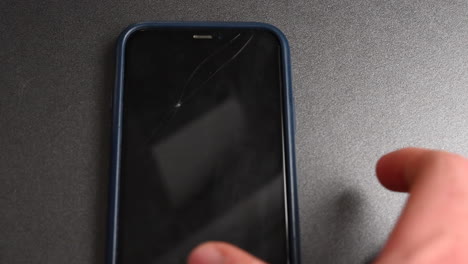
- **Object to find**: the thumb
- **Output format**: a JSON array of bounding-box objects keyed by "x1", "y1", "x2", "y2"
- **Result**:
[{"x1": 188, "y1": 242, "x2": 267, "y2": 264}]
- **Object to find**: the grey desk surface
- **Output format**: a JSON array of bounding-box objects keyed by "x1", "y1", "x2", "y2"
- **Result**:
[{"x1": 2, "y1": 1, "x2": 468, "y2": 263}]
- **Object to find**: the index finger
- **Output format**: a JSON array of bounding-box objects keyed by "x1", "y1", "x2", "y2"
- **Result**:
[{"x1": 375, "y1": 148, "x2": 468, "y2": 264}]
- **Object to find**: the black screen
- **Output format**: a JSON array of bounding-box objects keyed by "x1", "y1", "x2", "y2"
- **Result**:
[{"x1": 118, "y1": 27, "x2": 287, "y2": 264}]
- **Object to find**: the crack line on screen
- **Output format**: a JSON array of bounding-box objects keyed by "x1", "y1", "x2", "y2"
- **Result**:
[
  {"x1": 147, "y1": 33, "x2": 254, "y2": 142},
  {"x1": 177, "y1": 34, "x2": 254, "y2": 104},
  {"x1": 177, "y1": 33, "x2": 241, "y2": 101}
]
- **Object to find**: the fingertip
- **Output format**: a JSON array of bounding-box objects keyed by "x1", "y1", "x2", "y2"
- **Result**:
[
  {"x1": 188, "y1": 241, "x2": 265, "y2": 264},
  {"x1": 376, "y1": 151, "x2": 404, "y2": 192},
  {"x1": 376, "y1": 147, "x2": 427, "y2": 192},
  {"x1": 187, "y1": 242, "x2": 224, "y2": 264}
]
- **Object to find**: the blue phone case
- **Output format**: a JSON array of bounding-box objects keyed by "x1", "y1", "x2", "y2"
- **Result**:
[{"x1": 108, "y1": 22, "x2": 300, "y2": 264}]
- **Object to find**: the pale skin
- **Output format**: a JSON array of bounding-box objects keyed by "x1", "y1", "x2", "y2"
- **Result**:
[{"x1": 187, "y1": 148, "x2": 468, "y2": 264}]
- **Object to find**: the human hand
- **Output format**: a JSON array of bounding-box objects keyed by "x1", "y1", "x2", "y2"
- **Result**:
[
  {"x1": 374, "y1": 148, "x2": 468, "y2": 263},
  {"x1": 187, "y1": 148, "x2": 468, "y2": 264}
]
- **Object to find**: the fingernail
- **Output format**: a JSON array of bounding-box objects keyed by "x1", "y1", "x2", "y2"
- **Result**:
[{"x1": 190, "y1": 244, "x2": 225, "y2": 264}]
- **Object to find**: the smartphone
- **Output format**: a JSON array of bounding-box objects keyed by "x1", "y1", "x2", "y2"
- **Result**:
[{"x1": 107, "y1": 22, "x2": 300, "y2": 264}]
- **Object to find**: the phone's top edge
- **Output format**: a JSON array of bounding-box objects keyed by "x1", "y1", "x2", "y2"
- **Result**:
[{"x1": 116, "y1": 22, "x2": 289, "y2": 50}]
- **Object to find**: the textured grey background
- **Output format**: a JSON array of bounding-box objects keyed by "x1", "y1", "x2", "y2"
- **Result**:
[{"x1": 1, "y1": 1, "x2": 468, "y2": 263}]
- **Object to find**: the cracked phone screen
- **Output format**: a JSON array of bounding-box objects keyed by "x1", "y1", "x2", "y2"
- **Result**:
[{"x1": 119, "y1": 28, "x2": 287, "y2": 264}]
